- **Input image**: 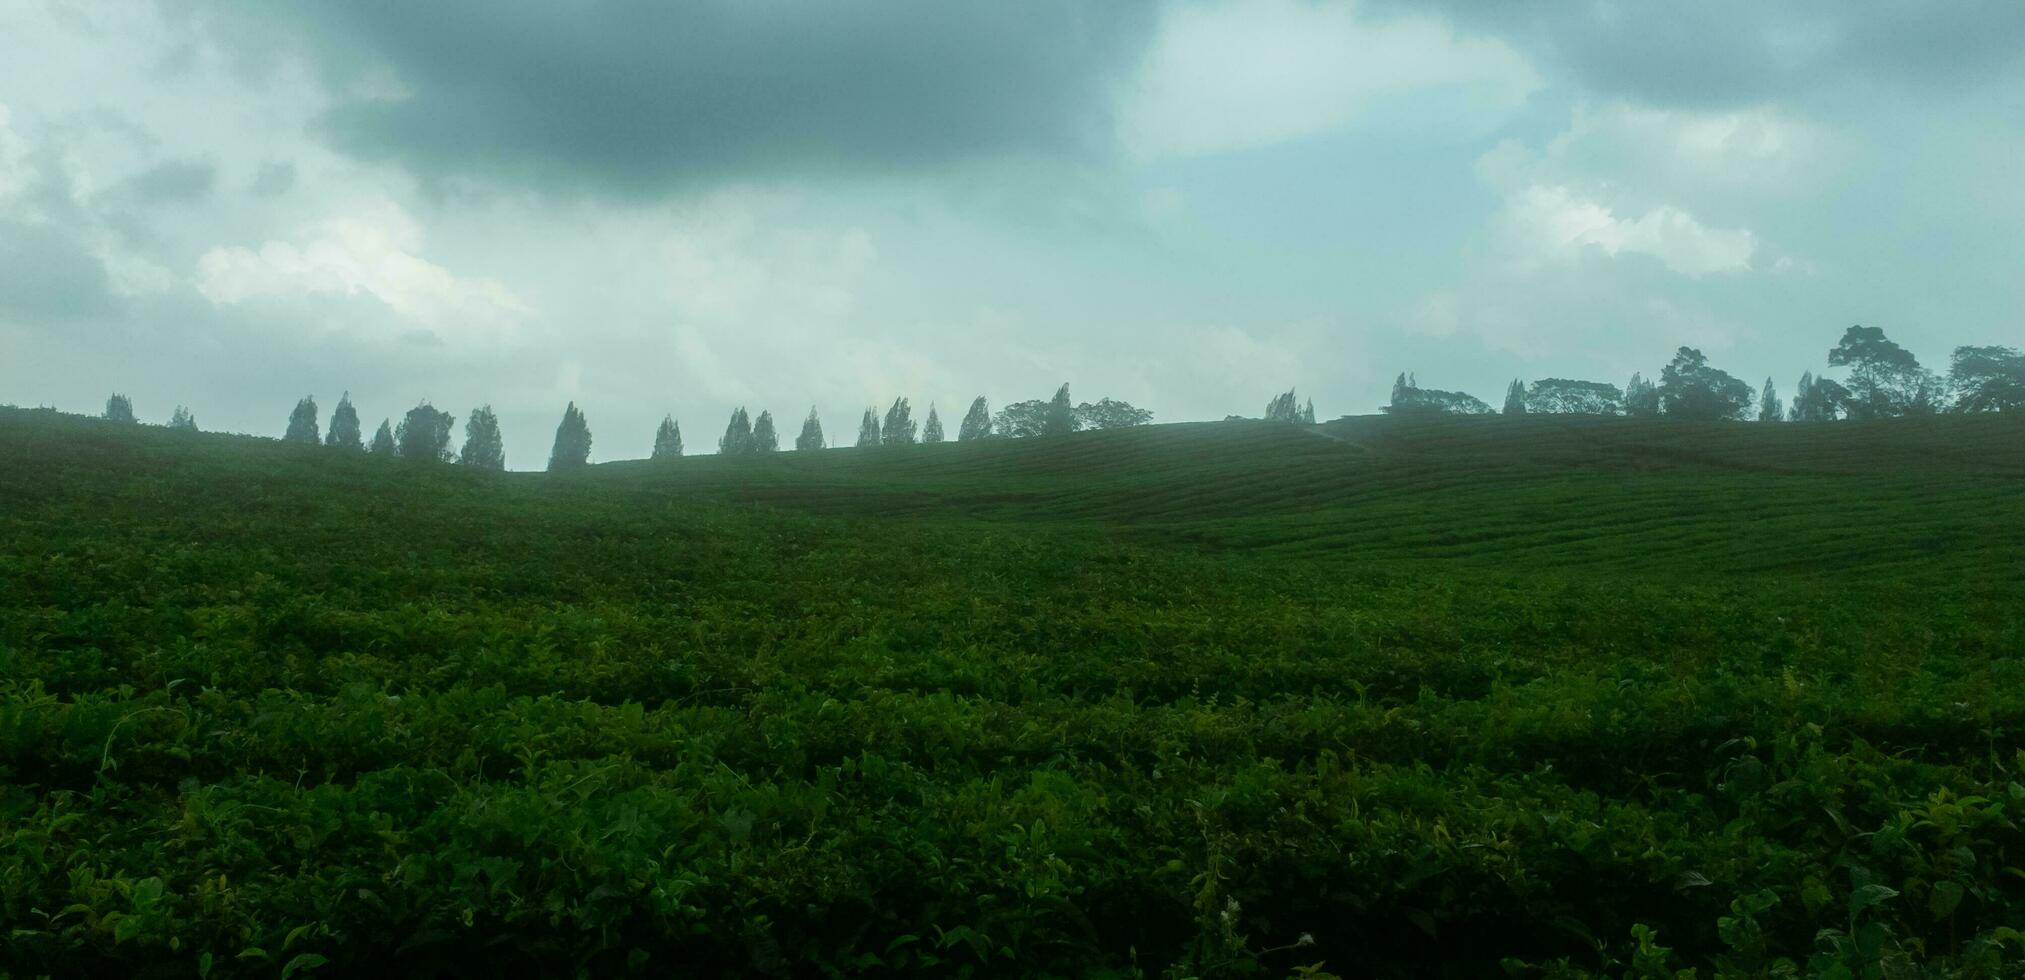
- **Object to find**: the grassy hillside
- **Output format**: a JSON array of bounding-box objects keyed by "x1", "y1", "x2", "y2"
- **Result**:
[{"x1": 2, "y1": 406, "x2": 2022, "y2": 978}]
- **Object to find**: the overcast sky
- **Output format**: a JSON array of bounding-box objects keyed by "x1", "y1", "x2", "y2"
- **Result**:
[{"x1": 4, "y1": 1, "x2": 2021, "y2": 465}]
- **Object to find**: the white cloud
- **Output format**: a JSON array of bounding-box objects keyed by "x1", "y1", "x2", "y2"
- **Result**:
[
  {"x1": 1120, "y1": 0, "x2": 1540, "y2": 159},
  {"x1": 197, "y1": 201, "x2": 530, "y2": 338},
  {"x1": 1497, "y1": 184, "x2": 1757, "y2": 277}
]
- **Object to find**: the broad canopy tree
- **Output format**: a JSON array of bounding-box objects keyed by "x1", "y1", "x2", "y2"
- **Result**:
[
  {"x1": 1657, "y1": 347, "x2": 1753, "y2": 421},
  {"x1": 1076, "y1": 397, "x2": 1153, "y2": 430},
  {"x1": 1828, "y1": 325, "x2": 1939, "y2": 418},
  {"x1": 396, "y1": 402, "x2": 457, "y2": 463},
  {"x1": 284, "y1": 396, "x2": 320, "y2": 444},
  {"x1": 1385, "y1": 373, "x2": 1493, "y2": 416},
  {"x1": 548, "y1": 403, "x2": 592, "y2": 470},
  {"x1": 1947, "y1": 345, "x2": 2025, "y2": 413},
  {"x1": 1527, "y1": 379, "x2": 1623, "y2": 415}
]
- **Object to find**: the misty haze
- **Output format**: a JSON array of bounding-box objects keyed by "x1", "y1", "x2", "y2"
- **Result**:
[{"x1": 2, "y1": 3, "x2": 2023, "y2": 978}]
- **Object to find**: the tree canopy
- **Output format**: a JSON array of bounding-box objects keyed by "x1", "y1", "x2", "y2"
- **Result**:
[
  {"x1": 460, "y1": 406, "x2": 505, "y2": 470},
  {"x1": 1385, "y1": 374, "x2": 1493, "y2": 416},
  {"x1": 104, "y1": 394, "x2": 135, "y2": 424},
  {"x1": 395, "y1": 403, "x2": 456, "y2": 462},
  {"x1": 653, "y1": 416, "x2": 684, "y2": 458},
  {"x1": 856, "y1": 408, "x2": 881, "y2": 447},
  {"x1": 1828, "y1": 325, "x2": 1939, "y2": 418},
  {"x1": 1527, "y1": 379, "x2": 1623, "y2": 415},
  {"x1": 1947, "y1": 345, "x2": 2025, "y2": 413},
  {"x1": 1624, "y1": 373, "x2": 1660, "y2": 417},
  {"x1": 369, "y1": 420, "x2": 396, "y2": 456},
  {"x1": 1076, "y1": 398, "x2": 1153, "y2": 430},
  {"x1": 283, "y1": 396, "x2": 320, "y2": 444},
  {"x1": 958, "y1": 397, "x2": 992, "y2": 441},
  {"x1": 327, "y1": 393, "x2": 363, "y2": 450},
  {"x1": 752, "y1": 410, "x2": 778, "y2": 452},
  {"x1": 1657, "y1": 348, "x2": 1752, "y2": 421},
  {"x1": 718, "y1": 407, "x2": 753, "y2": 454},
  {"x1": 882, "y1": 398, "x2": 917, "y2": 445},
  {"x1": 547, "y1": 403, "x2": 592, "y2": 470},
  {"x1": 1757, "y1": 377, "x2": 1782, "y2": 422},
  {"x1": 921, "y1": 405, "x2": 944, "y2": 444},
  {"x1": 1044, "y1": 384, "x2": 1076, "y2": 436},
  {"x1": 1502, "y1": 380, "x2": 1527, "y2": 416},
  {"x1": 795, "y1": 408, "x2": 825, "y2": 450}
]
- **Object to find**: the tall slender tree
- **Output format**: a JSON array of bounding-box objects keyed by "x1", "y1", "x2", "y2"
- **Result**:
[
  {"x1": 167, "y1": 406, "x2": 197, "y2": 431},
  {"x1": 460, "y1": 405, "x2": 506, "y2": 469},
  {"x1": 1302, "y1": 398, "x2": 1316, "y2": 424},
  {"x1": 921, "y1": 404, "x2": 944, "y2": 444},
  {"x1": 958, "y1": 397, "x2": 992, "y2": 441},
  {"x1": 652, "y1": 416, "x2": 684, "y2": 458},
  {"x1": 752, "y1": 410, "x2": 779, "y2": 452},
  {"x1": 369, "y1": 420, "x2": 396, "y2": 455},
  {"x1": 719, "y1": 407, "x2": 753, "y2": 454},
  {"x1": 284, "y1": 396, "x2": 320, "y2": 443},
  {"x1": 857, "y1": 407, "x2": 881, "y2": 447},
  {"x1": 327, "y1": 393, "x2": 363, "y2": 450},
  {"x1": 1758, "y1": 377, "x2": 1782, "y2": 422},
  {"x1": 1624, "y1": 373, "x2": 1660, "y2": 416},
  {"x1": 1503, "y1": 380, "x2": 1528, "y2": 415},
  {"x1": 882, "y1": 397, "x2": 917, "y2": 445},
  {"x1": 548, "y1": 402, "x2": 592, "y2": 470},
  {"x1": 104, "y1": 394, "x2": 136, "y2": 424},
  {"x1": 1264, "y1": 389, "x2": 1301, "y2": 421},
  {"x1": 1043, "y1": 383, "x2": 1076, "y2": 436},
  {"x1": 795, "y1": 408, "x2": 825, "y2": 450}
]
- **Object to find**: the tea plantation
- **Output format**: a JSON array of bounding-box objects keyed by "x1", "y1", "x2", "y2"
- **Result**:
[{"x1": 2, "y1": 406, "x2": 2022, "y2": 978}]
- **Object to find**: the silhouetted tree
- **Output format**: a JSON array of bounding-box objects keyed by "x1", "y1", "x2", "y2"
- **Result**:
[
  {"x1": 1528, "y1": 379, "x2": 1623, "y2": 415},
  {"x1": 166, "y1": 406, "x2": 196, "y2": 431},
  {"x1": 1624, "y1": 373, "x2": 1660, "y2": 417},
  {"x1": 653, "y1": 416, "x2": 684, "y2": 458},
  {"x1": 1043, "y1": 384, "x2": 1076, "y2": 436},
  {"x1": 993, "y1": 400, "x2": 1049, "y2": 438},
  {"x1": 460, "y1": 405, "x2": 505, "y2": 469},
  {"x1": 1264, "y1": 389, "x2": 1302, "y2": 422},
  {"x1": 396, "y1": 402, "x2": 456, "y2": 462},
  {"x1": 548, "y1": 403, "x2": 592, "y2": 470},
  {"x1": 1076, "y1": 398, "x2": 1154, "y2": 429},
  {"x1": 958, "y1": 397, "x2": 992, "y2": 441},
  {"x1": 1386, "y1": 375, "x2": 1492, "y2": 416},
  {"x1": 327, "y1": 393, "x2": 363, "y2": 450},
  {"x1": 752, "y1": 410, "x2": 778, "y2": 452},
  {"x1": 369, "y1": 420, "x2": 396, "y2": 456},
  {"x1": 719, "y1": 407, "x2": 753, "y2": 454},
  {"x1": 1503, "y1": 380, "x2": 1527, "y2": 416},
  {"x1": 283, "y1": 396, "x2": 320, "y2": 444},
  {"x1": 1948, "y1": 345, "x2": 2025, "y2": 413},
  {"x1": 882, "y1": 397, "x2": 917, "y2": 445},
  {"x1": 922, "y1": 405, "x2": 944, "y2": 444},
  {"x1": 1758, "y1": 377, "x2": 1782, "y2": 422},
  {"x1": 857, "y1": 407, "x2": 881, "y2": 447},
  {"x1": 795, "y1": 408, "x2": 825, "y2": 450},
  {"x1": 1829, "y1": 325, "x2": 1938, "y2": 418},
  {"x1": 104, "y1": 394, "x2": 135, "y2": 424},
  {"x1": 1302, "y1": 398, "x2": 1316, "y2": 424},
  {"x1": 1657, "y1": 347, "x2": 1752, "y2": 421}
]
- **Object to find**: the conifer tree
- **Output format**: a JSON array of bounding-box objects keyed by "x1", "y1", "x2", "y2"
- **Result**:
[
  {"x1": 1758, "y1": 377, "x2": 1782, "y2": 422},
  {"x1": 958, "y1": 396, "x2": 992, "y2": 441},
  {"x1": 652, "y1": 416, "x2": 684, "y2": 458},
  {"x1": 1264, "y1": 389, "x2": 1300, "y2": 421},
  {"x1": 284, "y1": 396, "x2": 320, "y2": 443},
  {"x1": 396, "y1": 402, "x2": 456, "y2": 462},
  {"x1": 1302, "y1": 398, "x2": 1316, "y2": 424},
  {"x1": 882, "y1": 397, "x2": 917, "y2": 445},
  {"x1": 369, "y1": 420, "x2": 396, "y2": 455},
  {"x1": 795, "y1": 408, "x2": 825, "y2": 450},
  {"x1": 460, "y1": 405, "x2": 506, "y2": 469},
  {"x1": 104, "y1": 393, "x2": 136, "y2": 424},
  {"x1": 857, "y1": 407, "x2": 881, "y2": 447},
  {"x1": 922, "y1": 404, "x2": 944, "y2": 443},
  {"x1": 326, "y1": 393, "x2": 363, "y2": 450},
  {"x1": 1503, "y1": 380, "x2": 1528, "y2": 415},
  {"x1": 752, "y1": 410, "x2": 778, "y2": 452},
  {"x1": 1043, "y1": 383, "x2": 1076, "y2": 436},
  {"x1": 1624, "y1": 373, "x2": 1660, "y2": 417},
  {"x1": 548, "y1": 403, "x2": 592, "y2": 470},
  {"x1": 719, "y1": 407, "x2": 753, "y2": 454},
  {"x1": 168, "y1": 406, "x2": 197, "y2": 431}
]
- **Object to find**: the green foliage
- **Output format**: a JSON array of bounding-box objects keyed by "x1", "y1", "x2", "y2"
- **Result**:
[
  {"x1": 857, "y1": 407, "x2": 881, "y2": 447},
  {"x1": 1504, "y1": 379, "x2": 1528, "y2": 416},
  {"x1": 167, "y1": 406, "x2": 198, "y2": 432},
  {"x1": 883, "y1": 397, "x2": 917, "y2": 445},
  {"x1": 3, "y1": 407, "x2": 2024, "y2": 977},
  {"x1": 283, "y1": 396, "x2": 320, "y2": 444},
  {"x1": 396, "y1": 402, "x2": 456, "y2": 463},
  {"x1": 1387, "y1": 373, "x2": 1494, "y2": 416},
  {"x1": 460, "y1": 405, "x2": 505, "y2": 470},
  {"x1": 1759, "y1": 377, "x2": 1783, "y2": 422},
  {"x1": 1625, "y1": 373, "x2": 1660, "y2": 417},
  {"x1": 1044, "y1": 383, "x2": 1076, "y2": 436},
  {"x1": 719, "y1": 407, "x2": 753, "y2": 455},
  {"x1": 1658, "y1": 347, "x2": 1753, "y2": 421},
  {"x1": 368, "y1": 419, "x2": 396, "y2": 456},
  {"x1": 103, "y1": 393, "x2": 136, "y2": 424},
  {"x1": 1949, "y1": 345, "x2": 2025, "y2": 414},
  {"x1": 922, "y1": 405, "x2": 944, "y2": 444},
  {"x1": 326, "y1": 393, "x2": 362, "y2": 451},
  {"x1": 1264, "y1": 389, "x2": 1303, "y2": 422},
  {"x1": 547, "y1": 402, "x2": 592, "y2": 470},
  {"x1": 653, "y1": 415, "x2": 683, "y2": 459},
  {"x1": 751, "y1": 410, "x2": 778, "y2": 453},
  {"x1": 1530, "y1": 379, "x2": 1624, "y2": 416},
  {"x1": 795, "y1": 409, "x2": 824, "y2": 451},
  {"x1": 958, "y1": 396, "x2": 992, "y2": 441},
  {"x1": 1830, "y1": 325, "x2": 1941, "y2": 419},
  {"x1": 1077, "y1": 397, "x2": 1153, "y2": 430}
]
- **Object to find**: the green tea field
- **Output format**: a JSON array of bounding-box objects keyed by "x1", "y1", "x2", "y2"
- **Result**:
[{"x1": 3, "y1": 407, "x2": 2023, "y2": 977}]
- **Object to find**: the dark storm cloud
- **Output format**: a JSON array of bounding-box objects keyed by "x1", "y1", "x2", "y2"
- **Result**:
[
  {"x1": 246, "y1": 1, "x2": 1159, "y2": 196},
  {"x1": 1401, "y1": 0, "x2": 2025, "y2": 108},
  {"x1": 118, "y1": 159, "x2": 216, "y2": 204},
  {"x1": 0, "y1": 221, "x2": 118, "y2": 322}
]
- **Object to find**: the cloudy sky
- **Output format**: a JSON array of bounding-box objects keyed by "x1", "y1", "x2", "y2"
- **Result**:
[{"x1": 3, "y1": 1, "x2": 2021, "y2": 465}]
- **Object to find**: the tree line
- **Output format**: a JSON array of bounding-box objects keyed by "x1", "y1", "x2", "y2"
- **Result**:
[{"x1": 1387, "y1": 327, "x2": 2023, "y2": 421}]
